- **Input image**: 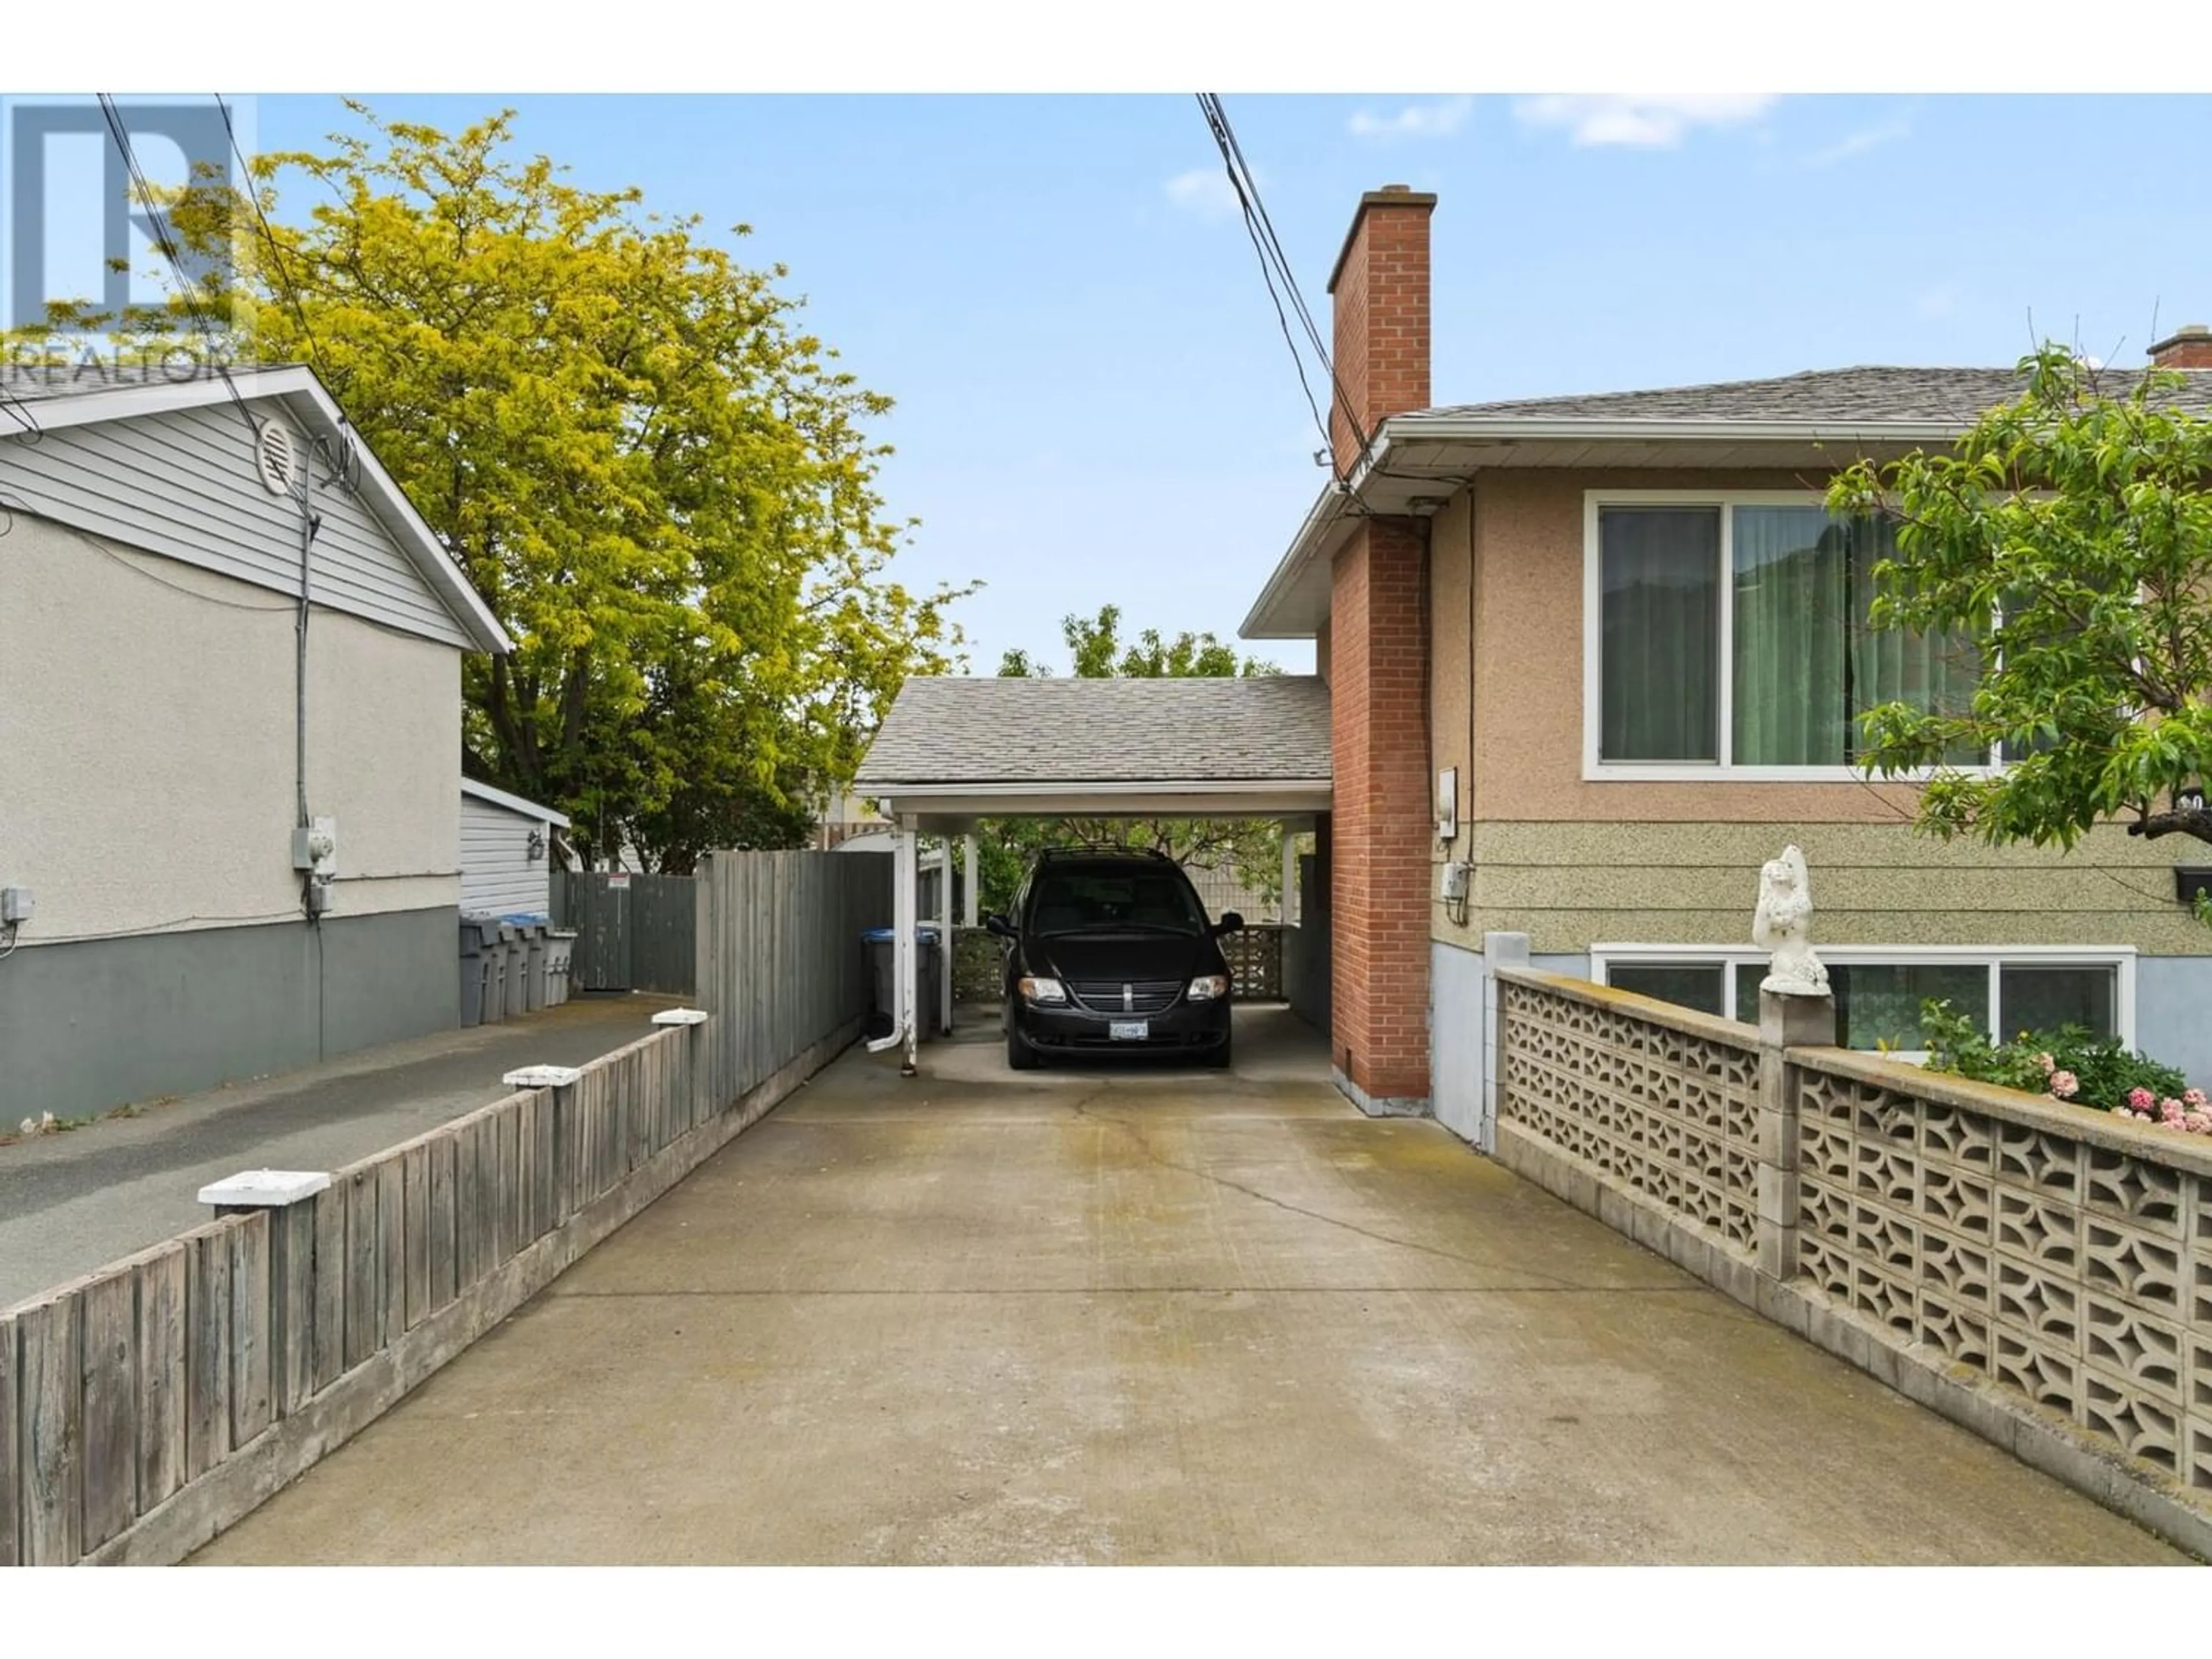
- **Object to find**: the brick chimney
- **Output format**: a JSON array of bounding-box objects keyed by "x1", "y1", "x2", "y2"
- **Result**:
[
  {"x1": 1326, "y1": 184, "x2": 1437, "y2": 474},
  {"x1": 1323, "y1": 185, "x2": 1437, "y2": 1116},
  {"x1": 2149, "y1": 324, "x2": 2212, "y2": 369}
]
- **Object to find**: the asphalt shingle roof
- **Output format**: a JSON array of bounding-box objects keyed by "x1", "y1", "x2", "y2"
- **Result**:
[
  {"x1": 1411, "y1": 365, "x2": 2212, "y2": 427},
  {"x1": 1, "y1": 361, "x2": 310, "y2": 401},
  {"x1": 855, "y1": 675, "x2": 1332, "y2": 786}
]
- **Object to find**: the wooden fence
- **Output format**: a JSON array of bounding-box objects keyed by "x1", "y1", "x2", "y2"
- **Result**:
[
  {"x1": 551, "y1": 869, "x2": 698, "y2": 995},
  {"x1": 695, "y1": 849, "x2": 889, "y2": 1113},
  {"x1": 1, "y1": 850, "x2": 889, "y2": 1567}
]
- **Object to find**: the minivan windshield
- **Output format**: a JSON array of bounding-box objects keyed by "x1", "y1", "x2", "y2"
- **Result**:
[{"x1": 1028, "y1": 865, "x2": 1207, "y2": 937}]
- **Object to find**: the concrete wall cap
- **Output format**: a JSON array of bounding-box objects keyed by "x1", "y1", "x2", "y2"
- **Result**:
[
  {"x1": 650, "y1": 1008, "x2": 710, "y2": 1027},
  {"x1": 196, "y1": 1169, "x2": 331, "y2": 1207},
  {"x1": 502, "y1": 1064, "x2": 584, "y2": 1088}
]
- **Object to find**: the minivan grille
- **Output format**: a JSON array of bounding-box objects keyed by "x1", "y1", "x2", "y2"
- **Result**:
[{"x1": 1069, "y1": 979, "x2": 1182, "y2": 1016}]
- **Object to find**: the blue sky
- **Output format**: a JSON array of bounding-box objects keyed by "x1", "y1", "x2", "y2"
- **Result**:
[{"x1": 244, "y1": 93, "x2": 2212, "y2": 676}]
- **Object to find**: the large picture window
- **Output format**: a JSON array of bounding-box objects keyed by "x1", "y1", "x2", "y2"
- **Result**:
[
  {"x1": 1589, "y1": 494, "x2": 1985, "y2": 777},
  {"x1": 1593, "y1": 946, "x2": 2133, "y2": 1056}
]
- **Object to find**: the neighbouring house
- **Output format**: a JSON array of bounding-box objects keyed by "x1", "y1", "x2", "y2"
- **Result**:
[
  {"x1": 460, "y1": 778, "x2": 570, "y2": 919},
  {"x1": 0, "y1": 365, "x2": 510, "y2": 1121},
  {"x1": 1236, "y1": 184, "x2": 2212, "y2": 1135}
]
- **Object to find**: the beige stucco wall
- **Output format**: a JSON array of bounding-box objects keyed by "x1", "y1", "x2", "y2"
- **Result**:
[
  {"x1": 1426, "y1": 468, "x2": 2208, "y2": 958},
  {"x1": 0, "y1": 514, "x2": 460, "y2": 945}
]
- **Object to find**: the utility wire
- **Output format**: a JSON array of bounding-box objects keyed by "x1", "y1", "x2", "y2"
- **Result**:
[
  {"x1": 1196, "y1": 94, "x2": 1373, "y2": 476},
  {"x1": 96, "y1": 93, "x2": 261, "y2": 447},
  {"x1": 214, "y1": 93, "x2": 341, "y2": 405}
]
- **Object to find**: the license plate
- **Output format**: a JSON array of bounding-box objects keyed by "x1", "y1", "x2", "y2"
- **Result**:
[{"x1": 1109, "y1": 1020, "x2": 1150, "y2": 1041}]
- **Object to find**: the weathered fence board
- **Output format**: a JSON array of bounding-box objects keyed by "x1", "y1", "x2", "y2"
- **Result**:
[
  {"x1": 184, "y1": 1230, "x2": 231, "y2": 1483},
  {"x1": 229, "y1": 1214, "x2": 272, "y2": 1449},
  {"x1": 402, "y1": 1147, "x2": 430, "y2": 1331},
  {"x1": 20, "y1": 1296, "x2": 82, "y2": 1565},
  {"x1": 270, "y1": 1206, "x2": 314, "y2": 1419},
  {"x1": 137, "y1": 1245, "x2": 187, "y2": 1512},
  {"x1": 376, "y1": 1160, "x2": 404, "y2": 1350},
  {"x1": 0, "y1": 1313, "x2": 19, "y2": 1567},
  {"x1": 343, "y1": 1172, "x2": 377, "y2": 1372},
  {"x1": 310, "y1": 1188, "x2": 345, "y2": 1394},
  {"x1": 78, "y1": 1270, "x2": 138, "y2": 1550},
  {"x1": 430, "y1": 1133, "x2": 459, "y2": 1311}
]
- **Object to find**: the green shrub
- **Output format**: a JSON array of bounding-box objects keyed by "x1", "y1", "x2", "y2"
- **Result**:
[{"x1": 1918, "y1": 998, "x2": 2191, "y2": 1113}]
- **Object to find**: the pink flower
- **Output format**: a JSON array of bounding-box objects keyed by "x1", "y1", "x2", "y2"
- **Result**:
[
  {"x1": 2049, "y1": 1070, "x2": 2080, "y2": 1100},
  {"x1": 2162, "y1": 1099, "x2": 2187, "y2": 1123},
  {"x1": 2186, "y1": 1112, "x2": 2212, "y2": 1135},
  {"x1": 2037, "y1": 1052, "x2": 2057, "y2": 1073},
  {"x1": 2185, "y1": 1088, "x2": 2208, "y2": 1110},
  {"x1": 2128, "y1": 1086, "x2": 2156, "y2": 1111}
]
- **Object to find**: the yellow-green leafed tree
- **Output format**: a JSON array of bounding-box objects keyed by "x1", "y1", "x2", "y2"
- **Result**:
[{"x1": 150, "y1": 105, "x2": 971, "y2": 870}]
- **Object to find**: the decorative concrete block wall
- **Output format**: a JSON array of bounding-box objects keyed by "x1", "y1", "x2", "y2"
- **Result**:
[{"x1": 1490, "y1": 964, "x2": 2212, "y2": 1559}]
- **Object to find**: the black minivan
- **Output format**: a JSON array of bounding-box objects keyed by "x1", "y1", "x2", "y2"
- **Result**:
[{"x1": 987, "y1": 849, "x2": 1241, "y2": 1071}]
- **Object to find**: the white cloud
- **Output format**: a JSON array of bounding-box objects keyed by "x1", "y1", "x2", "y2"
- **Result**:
[
  {"x1": 1916, "y1": 282, "x2": 1961, "y2": 320},
  {"x1": 1164, "y1": 167, "x2": 1239, "y2": 219},
  {"x1": 1513, "y1": 94, "x2": 1779, "y2": 148},
  {"x1": 1806, "y1": 115, "x2": 1911, "y2": 168},
  {"x1": 1347, "y1": 96, "x2": 1473, "y2": 142}
]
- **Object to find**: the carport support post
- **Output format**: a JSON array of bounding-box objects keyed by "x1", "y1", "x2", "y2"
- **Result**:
[
  {"x1": 962, "y1": 833, "x2": 979, "y2": 929},
  {"x1": 938, "y1": 835, "x2": 955, "y2": 1038},
  {"x1": 1281, "y1": 824, "x2": 1298, "y2": 925},
  {"x1": 897, "y1": 816, "x2": 919, "y2": 1077}
]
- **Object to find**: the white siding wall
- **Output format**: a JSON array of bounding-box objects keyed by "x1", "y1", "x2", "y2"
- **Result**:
[
  {"x1": 0, "y1": 397, "x2": 474, "y2": 647},
  {"x1": 460, "y1": 795, "x2": 553, "y2": 916},
  {"x1": 0, "y1": 513, "x2": 461, "y2": 943}
]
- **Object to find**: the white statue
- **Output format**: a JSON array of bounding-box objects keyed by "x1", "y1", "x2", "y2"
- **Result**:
[{"x1": 1753, "y1": 844, "x2": 1830, "y2": 997}]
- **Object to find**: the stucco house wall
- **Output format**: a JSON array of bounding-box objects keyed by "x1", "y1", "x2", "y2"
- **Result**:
[
  {"x1": 0, "y1": 515, "x2": 465, "y2": 1119},
  {"x1": 1422, "y1": 465, "x2": 2212, "y2": 1091}
]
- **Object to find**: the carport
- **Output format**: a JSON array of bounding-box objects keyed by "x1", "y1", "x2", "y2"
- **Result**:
[{"x1": 851, "y1": 674, "x2": 1332, "y2": 1074}]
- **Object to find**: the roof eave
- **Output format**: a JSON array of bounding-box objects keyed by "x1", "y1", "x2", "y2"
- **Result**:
[
  {"x1": 1237, "y1": 414, "x2": 1975, "y2": 641},
  {"x1": 8, "y1": 365, "x2": 512, "y2": 655}
]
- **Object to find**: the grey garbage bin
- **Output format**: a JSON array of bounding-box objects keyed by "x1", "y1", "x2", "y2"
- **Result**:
[
  {"x1": 479, "y1": 920, "x2": 509, "y2": 1024},
  {"x1": 863, "y1": 926, "x2": 941, "y2": 1040},
  {"x1": 459, "y1": 914, "x2": 497, "y2": 1026},
  {"x1": 499, "y1": 923, "x2": 528, "y2": 1018},
  {"x1": 547, "y1": 930, "x2": 577, "y2": 1006},
  {"x1": 518, "y1": 921, "x2": 550, "y2": 1012}
]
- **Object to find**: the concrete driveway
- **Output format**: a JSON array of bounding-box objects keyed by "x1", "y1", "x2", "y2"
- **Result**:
[
  {"x1": 197, "y1": 1005, "x2": 2183, "y2": 1565},
  {"x1": 0, "y1": 992, "x2": 684, "y2": 1308}
]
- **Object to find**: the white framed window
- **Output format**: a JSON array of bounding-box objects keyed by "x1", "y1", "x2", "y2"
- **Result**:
[
  {"x1": 1589, "y1": 944, "x2": 2136, "y2": 1059},
  {"x1": 1582, "y1": 490, "x2": 2000, "y2": 782}
]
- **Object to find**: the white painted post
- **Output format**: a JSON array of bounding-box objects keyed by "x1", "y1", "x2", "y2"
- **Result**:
[
  {"x1": 898, "y1": 820, "x2": 919, "y2": 1077},
  {"x1": 1281, "y1": 823, "x2": 1298, "y2": 926},
  {"x1": 962, "y1": 832, "x2": 979, "y2": 928},
  {"x1": 936, "y1": 835, "x2": 955, "y2": 1037}
]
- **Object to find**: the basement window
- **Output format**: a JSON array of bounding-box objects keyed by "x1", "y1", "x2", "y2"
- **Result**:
[{"x1": 1590, "y1": 946, "x2": 2131, "y2": 1056}]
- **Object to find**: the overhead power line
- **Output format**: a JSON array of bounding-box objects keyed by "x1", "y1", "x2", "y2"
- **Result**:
[
  {"x1": 1195, "y1": 93, "x2": 1372, "y2": 480},
  {"x1": 215, "y1": 93, "x2": 338, "y2": 395},
  {"x1": 95, "y1": 92, "x2": 262, "y2": 446}
]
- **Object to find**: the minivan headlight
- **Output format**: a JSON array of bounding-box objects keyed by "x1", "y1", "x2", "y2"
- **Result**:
[
  {"x1": 1187, "y1": 975, "x2": 1229, "y2": 1002},
  {"x1": 1018, "y1": 975, "x2": 1068, "y2": 1005}
]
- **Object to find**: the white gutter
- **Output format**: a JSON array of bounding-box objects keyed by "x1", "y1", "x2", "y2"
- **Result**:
[{"x1": 855, "y1": 777, "x2": 1333, "y2": 798}]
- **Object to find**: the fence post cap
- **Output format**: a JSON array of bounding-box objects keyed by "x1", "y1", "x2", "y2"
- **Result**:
[
  {"x1": 196, "y1": 1169, "x2": 330, "y2": 1208},
  {"x1": 503, "y1": 1064, "x2": 585, "y2": 1088},
  {"x1": 650, "y1": 1007, "x2": 710, "y2": 1027}
]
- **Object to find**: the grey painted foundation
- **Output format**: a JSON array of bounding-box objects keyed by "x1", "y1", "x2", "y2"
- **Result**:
[
  {"x1": 2137, "y1": 956, "x2": 2212, "y2": 1086},
  {"x1": 1430, "y1": 937, "x2": 1589, "y2": 1149},
  {"x1": 0, "y1": 907, "x2": 459, "y2": 1122}
]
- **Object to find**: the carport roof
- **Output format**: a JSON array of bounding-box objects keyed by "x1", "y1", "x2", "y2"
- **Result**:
[{"x1": 854, "y1": 675, "x2": 1331, "y2": 822}]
